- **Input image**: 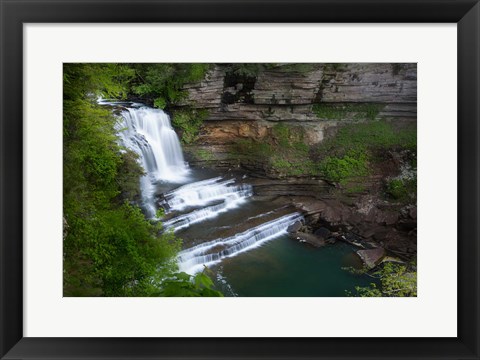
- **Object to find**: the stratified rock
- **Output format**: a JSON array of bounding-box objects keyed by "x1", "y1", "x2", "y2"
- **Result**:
[
  {"x1": 177, "y1": 64, "x2": 417, "y2": 148},
  {"x1": 356, "y1": 248, "x2": 386, "y2": 269}
]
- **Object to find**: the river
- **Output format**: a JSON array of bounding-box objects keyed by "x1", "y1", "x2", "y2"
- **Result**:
[{"x1": 106, "y1": 101, "x2": 375, "y2": 296}]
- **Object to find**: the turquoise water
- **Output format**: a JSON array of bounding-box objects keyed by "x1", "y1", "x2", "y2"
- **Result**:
[{"x1": 212, "y1": 236, "x2": 376, "y2": 297}]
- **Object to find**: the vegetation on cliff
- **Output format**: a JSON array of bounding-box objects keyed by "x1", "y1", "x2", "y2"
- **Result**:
[
  {"x1": 227, "y1": 119, "x2": 416, "y2": 201},
  {"x1": 315, "y1": 120, "x2": 417, "y2": 191},
  {"x1": 129, "y1": 63, "x2": 210, "y2": 109}
]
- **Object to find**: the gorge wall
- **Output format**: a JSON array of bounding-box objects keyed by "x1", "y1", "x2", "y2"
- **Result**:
[
  {"x1": 175, "y1": 63, "x2": 416, "y2": 149},
  {"x1": 171, "y1": 64, "x2": 418, "y2": 258}
]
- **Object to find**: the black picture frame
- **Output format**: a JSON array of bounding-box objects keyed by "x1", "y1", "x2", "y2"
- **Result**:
[{"x1": 1, "y1": 1, "x2": 479, "y2": 359}]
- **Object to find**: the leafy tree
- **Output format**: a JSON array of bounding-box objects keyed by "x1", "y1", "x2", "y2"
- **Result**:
[
  {"x1": 352, "y1": 262, "x2": 417, "y2": 297},
  {"x1": 129, "y1": 63, "x2": 210, "y2": 108},
  {"x1": 158, "y1": 270, "x2": 224, "y2": 297},
  {"x1": 63, "y1": 64, "x2": 223, "y2": 297}
]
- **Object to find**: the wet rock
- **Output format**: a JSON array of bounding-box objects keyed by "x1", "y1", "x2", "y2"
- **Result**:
[
  {"x1": 314, "y1": 227, "x2": 331, "y2": 238},
  {"x1": 287, "y1": 220, "x2": 303, "y2": 233},
  {"x1": 373, "y1": 228, "x2": 392, "y2": 241},
  {"x1": 356, "y1": 247, "x2": 386, "y2": 269},
  {"x1": 293, "y1": 232, "x2": 326, "y2": 248},
  {"x1": 339, "y1": 233, "x2": 366, "y2": 248}
]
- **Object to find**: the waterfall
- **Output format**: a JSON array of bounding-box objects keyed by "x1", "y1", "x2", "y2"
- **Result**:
[
  {"x1": 177, "y1": 213, "x2": 304, "y2": 274},
  {"x1": 115, "y1": 106, "x2": 189, "y2": 217}
]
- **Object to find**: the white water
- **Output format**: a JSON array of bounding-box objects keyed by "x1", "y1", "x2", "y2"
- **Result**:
[
  {"x1": 116, "y1": 107, "x2": 190, "y2": 217},
  {"x1": 163, "y1": 195, "x2": 249, "y2": 232},
  {"x1": 177, "y1": 213, "x2": 303, "y2": 274},
  {"x1": 160, "y1": 177, "x2": 252, "y2": 213}
]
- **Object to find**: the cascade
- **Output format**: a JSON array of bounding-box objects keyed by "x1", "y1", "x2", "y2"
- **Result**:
[{"x1": 109, "y1": 103, "x2": 301, "y2": 278}]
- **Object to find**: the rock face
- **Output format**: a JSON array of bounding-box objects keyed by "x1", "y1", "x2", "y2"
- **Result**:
[
  {"x1": 177, "y1": 63, "x2": 417, "y2": 147},
  {"x1": 290, "y1": 194, "x2": 416, "y2": 257},
  {"x1": 357, "y1": 248, "x2": 386, "y2": 269},
  {"x1": 175, "y1": 64, "x2": 417, "y2": 259}
]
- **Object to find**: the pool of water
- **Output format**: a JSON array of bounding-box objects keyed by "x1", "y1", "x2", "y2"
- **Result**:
[{"x1": 211, "y1": 236, "x2": 375, "y2": 297}]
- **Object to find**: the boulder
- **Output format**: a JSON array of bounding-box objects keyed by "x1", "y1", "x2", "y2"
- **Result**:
[
  {"x1": 287, "y1": 220, "x2": 303, "y2": 233},
  {"x1": 356, "y1": 247, "x2": 386, "y2": 269}
]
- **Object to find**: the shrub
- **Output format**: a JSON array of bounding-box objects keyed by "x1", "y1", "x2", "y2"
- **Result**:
[
  {"x1": 130, "y1": 63, "x2": 211, "y2": 107},
  {"x1": 158, "y1": 271, "x2": 224, "y2": 297},
  {"x1": 171, "y1": 108, "x2": 208, "y2": 144},
  {"x1": 320, "y1": 152, "x2": 369, "y2": 184},
  {"x1": 196, "y1": 149, "x2": 215, "y2": 161},
  {"x1": 386, "y1": 177, "x2": 417, "y2": 201},
  {"x1": 353, "y1": 262, "x2": 417, "y2": 297}
]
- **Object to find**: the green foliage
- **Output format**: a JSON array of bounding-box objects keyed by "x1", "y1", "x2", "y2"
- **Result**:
[
  {"x1": 227, "y1": 64, "x2": 265, "y2": 77},
  {"x1": 155, "y1": 208, "x2": 166, "y2": 219},
  {"x1": 386, "y1": 177, "x2": 417, "y2": 201},
  {"x1": 153, "y1": 97, "x2": 167, "y2": 109},
  {"x1": 353, "y1": 262, "x2": 417, "y2": 297},
  {"x1": 270, "y1": 156, "x2": 319, "y2": 177},
  {"x1": 195, "y1": 148, "x2": 215, "y2": 161},
  {"x1": 63, "y1": 63, "x2": 135, "y2": 102},
  {"x1": 391, "y1": 63, "x2": 404, "y2": 76},
  {"x1": 231, "y1": 139, "x2": 274, "y2": 158},
  {"x1": 63, "y1": 63, "x2": 222, "y2": 297},
  {"x1": 230, "y1": 124, "x2": 321, "y2": 177},
  {"x1": 312, "y1": 103, "x2": 384, "y2": 121},
  {"x1": 320, "y1": 152, "x2": 369, "y2": 184},
  {"x1": 130, "y1": 63, "x2": 210, "y2": 107},
  {"x1": 274, "y1": 63, "x2": 316, "y2": 74},
  {"x1": 171, "y1": 108, "x2": 208, "y2": 144},
  {"x1": 225, "y1": 63, "x2": 316, "y2": 77},
  {"x1": 272, "y1": 123, "x2": 291, "y2": 148},
  {"x1": 329, "y1": 121, "x2": 415, "y2": 154},
  {"x1": 271, "y1": 123, "x2": 308, "y2": 151},
  {"x1": 324, "y1": 63, "x2": 347, "y2": 72},
  {"x1": 158, "y1": 271, "x2": 224, "y2": 297},
  {"x1": 312, "y1": 120, "x2": 416, "y2": 185}
]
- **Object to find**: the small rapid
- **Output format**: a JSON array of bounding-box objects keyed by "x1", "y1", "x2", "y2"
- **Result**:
[
  {"x1": 160, "y1": 177, "x2": 252, "y2": 213},
  {"x1": 177, "y1": 213, "x2": 304, "y2": 274}
]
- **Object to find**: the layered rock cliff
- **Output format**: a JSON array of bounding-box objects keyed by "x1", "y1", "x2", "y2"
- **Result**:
[
  {"x1": 170, "y1": 64, "x2": 417, "y2": 258},
  {"x1": 176, "y1": 63, "x2": 416, "y2": 148}
]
